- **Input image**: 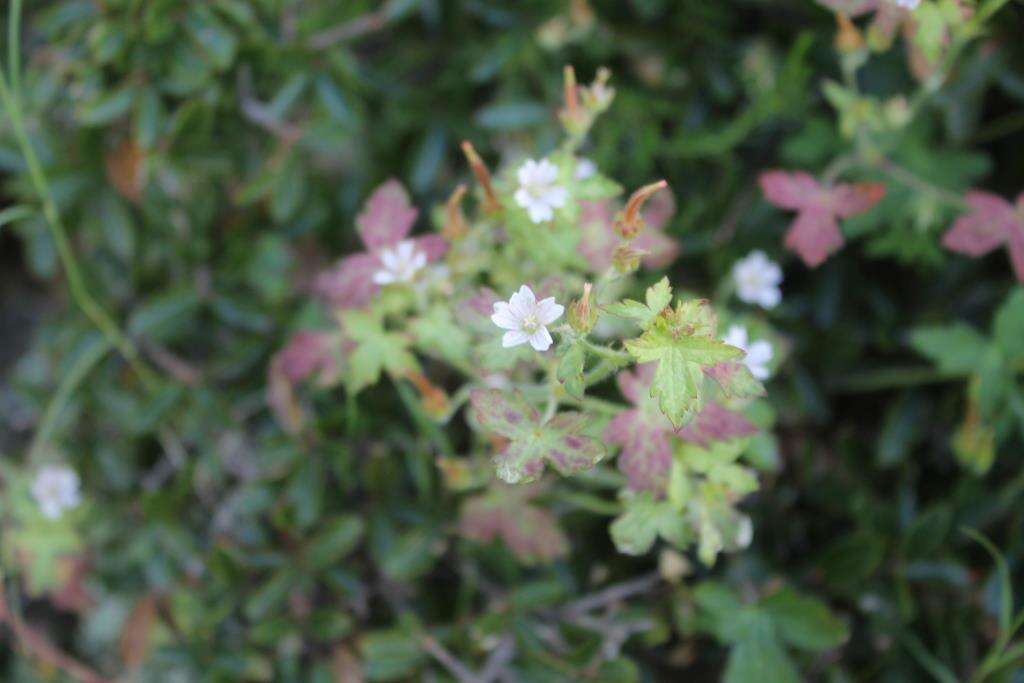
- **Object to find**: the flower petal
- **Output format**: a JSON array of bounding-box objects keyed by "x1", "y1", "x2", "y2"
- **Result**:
[
  {"x1": 502, "y1": 330, "x2": 531, "y2": 348},
  {"x1": 491, "y1": 302, "x2": 521, "y2": 330},
  {"x1": 536, "y1": 298, "x2": 565, "y2": 325},
  {"x1": 528, "y1": 326, "x2": 553, "y2": 351}
]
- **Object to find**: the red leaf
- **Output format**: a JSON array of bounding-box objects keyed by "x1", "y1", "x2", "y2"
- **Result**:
[
  {"x1": 459, "y1": 486, "x2": 569, "y2": 564},
  {"x1": 356, "y1": 179, "x2": 418, "y2": 251},
  {"x1": 783, "y1": 208, "x2": 844, "y2": 268},
  {"x1": 314, "y1": 252, "x2": 381, "y2": 309},
  {"x1": 829, "y1": 182, "x2": 886, "y2": 217},
  {"x1": 759, "y1": 170, "x2": 820, "y2": 211},
  {"x1": 677, "y1": 402, "x2": 757, "y2": 447},
  {"x1": 942, "y1": 190, "x2": 1024, "y2": 282}
]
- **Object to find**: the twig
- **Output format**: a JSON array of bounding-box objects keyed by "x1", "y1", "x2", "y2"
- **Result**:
[
  {"x1": 479, "y1": 634, "x2": 516, "y2": 683},
  {"x1": 236, "y1": 66, "x2": 304, "y2": 143},
  {"x1": 307, "y1": 9, "x2": 390, "y2": 49},
  {"x1": 141, "y1": 339, "x2": 203, "y2": 385},
  {"x1": 0, "y1": 589, "x2": 110, "y2": 683},
  {"x1": 561, "y1": 572, "x2": 661, "y2": 617},
  {"x1": 419, "y1": 634, "x2": 479, "y2": 683}
]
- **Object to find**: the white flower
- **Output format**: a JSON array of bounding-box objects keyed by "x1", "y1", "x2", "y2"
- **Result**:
[
  {"x1": 491, "y1": 285, "x2": 564, "y2": 352},
  {"x1": 734, "y1": 515, "x2": 753, "y2": 549},
  {"x1": 514, "y1": 158, "x2": 569, "y2": 223},
  {"x1": 372, "y1": 240, "x2": 427, "y2": 285},
  {"x1": 732, "y1": 250, "x2": 782, "y2": 309},
  {"x1": 575, "y1": 158, "x2": 597, "y2": 180},
  {"x1": 723, "y1": 325, "x2": 773, "y2": 380},
  {"x1": 31, "y1": 465, "x2": 81, "y2": 520},
  {"x1": 892, "y1": 0, "x2": 920, "y2": 9}
]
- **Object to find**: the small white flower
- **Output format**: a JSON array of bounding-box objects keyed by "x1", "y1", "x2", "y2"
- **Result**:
[
  {"x1": 372, "y1": 240, "x2": 427, "y2": 285},
  {"x1": 514, "y1": 158, "x2": 569, "y2": 224},
  {"x1": 734, "y1": 515, "x2": 753, "y2": 549},
  {"x1": 732, "y1": 250, "x2": 782, "y2": 309},
  {"x1": 723, "y1": 325, "x2": 774, "y2": 380},
  {"x1": 892, "y1": 0, "x2": 920, "y2": 9},
  {"x1": 491, "y1": 285, "x2": 564, "y2": 352},
  {"x1": 575, "y1": 158, "x2": 597, "y2": 180},
  {"x1": 31, "y1": 465, "x2": 81, "y2": 520}
]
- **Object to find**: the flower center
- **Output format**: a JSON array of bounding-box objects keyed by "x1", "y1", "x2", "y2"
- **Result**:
[{"x1": 521, "y1": 313, "x2": 540, "y2": 333}]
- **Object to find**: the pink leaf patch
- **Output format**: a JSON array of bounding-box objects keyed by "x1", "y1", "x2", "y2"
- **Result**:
[
  {"x1": 470, "y1": 389, "x2": 603, "y2": 484},
  {"x1": 267, "y1": 330, "x2": 346, "y2": 433},
  {"x1": 677, "y1": 402, "x2": 757, "y2": 448},
  {"x1": 356, "y1": 179, "x2": 419, "y2": 251},
  {"x1": 459, "y1": 485, "x2": 569, "y2": 564},
  {"x1": 603, "y1": 363, "x2": 673, "y2": 493},
  {"x1": 314, "y1": 252, "x2": 381, "y2": 309},
  {"x1": 942, "y1": 190, "x2": 1024, "y2": 281},
  {"x1": 759, "y1": 170, "x2": 885, "y2": 267},
  {"x1": 578, "y1": 194, "x2": 680, "y2": 272}
]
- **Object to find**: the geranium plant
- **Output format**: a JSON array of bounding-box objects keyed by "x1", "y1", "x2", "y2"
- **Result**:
[{"x1": 272, "y1": 68, "x2": 780, "y2": 566}]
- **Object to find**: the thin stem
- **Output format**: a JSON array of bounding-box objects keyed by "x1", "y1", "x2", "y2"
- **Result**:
[
  {"x1": 0, "y1": 71, "x2": 156, "y2": 389},
  {"x1": 28, "y1": 336, "x2": 111, "y2": 460},
  {"x1": 874, "y1": 156, "x2": 967, "y2": 210},
  {"x1": 8, "y1": 0, "x2": 21, "y2": 99},
  {"x1": 579, "y1": 338, "x2": 632, "y2": 364}
]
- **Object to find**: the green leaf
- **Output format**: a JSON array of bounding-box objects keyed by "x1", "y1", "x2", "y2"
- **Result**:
[
  {"x1": 609, "y1": 492, "x2": 690, "y2": 555},
  {"x1": 625, "y1": 299, "x2": 742, "y2": 427},
  {"x1": 605, "y1": 277, "x2": 673, "y2": 329},
  {"x1": 78, "y1": 87, "x2": 134, "y2": 126},
  {"x1": 993, "y1": 288, "x2": 1024, "y2": 359},
  {"x1": 342, "y1": 311, "x2": 419, "y2": 393},
  {"x1": 359, "y1": 629, "x2": 427, "y2": 681},
  {"x1": 909, "y1": 323, "x2": 989, "y2": 374},
  {"x1": 557, "y1": 343, "x2": 586, "y2": 400},
  {"x1": 724, "y1": 616, "x2": 799, "y2": 683},
  {"x1": 409, "y1": 305, "x2": 471, "y2": 366},
  {"x1": 470, "y1": 389, "x2": 605, "y2": 483},
  {"x1": 304, "y1": 516, "x2": 364, "y2": 570},
  {"x1": 760, "y1": 587, "x2": 849, "y2": 652},
  {"x1": 0, "y1": 204, "x2": 33, "y2": 233}
]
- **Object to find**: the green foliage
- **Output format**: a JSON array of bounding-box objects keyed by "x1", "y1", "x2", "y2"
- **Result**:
[{"x1": 1, "y1": 0, "x2": 1023, "y2": 680}]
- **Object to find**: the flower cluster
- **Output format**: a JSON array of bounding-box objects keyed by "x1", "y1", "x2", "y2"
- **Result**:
[{"x1": 269, "y1": 68, "x2": 781, "y2": 567}]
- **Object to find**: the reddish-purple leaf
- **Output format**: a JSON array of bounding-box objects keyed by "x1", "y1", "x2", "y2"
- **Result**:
[
  {"x1": 415, "y1": 234, "x2": 448, "y2": 261},
  {"x1": 604, "y1": 364, "x2": 675, "y2": 493},
  {"x1": 314, "y1": 252, "x2": 381, "y2": 309},
  {"x1": 356, "y1": 179, "x2": 418, "y2": 251},
  {"x1": 830, "y1": 182, "x2": 886, "y2": 218},
  {"x1": 459, "y1": 486, "x2": 569, "y2": 564},
  {"x1": 784, "y1": 208, "x2": 844, "y2": 268},
  {"x1": 470, "y1": 390, "x2": 603, "y2": 483},
  {"x1": 759, "y1": 170, "x2": 820, "y2": 211},
  {"x1": 677, "y1": 402, "x2": 757, "y2": 447},
  {"x1": 604, "y1": 409, "x2": 673, "y2": 493},
  {"x1": 578, "y1": 196, "x2": 680, "y2": 272},
  {"x1": 760, "y1": 170, "x2": 886, "y2": 267},
  {"x1": 470, "y1": 389, "x2": 537, "y2": 439},
  {"x1": 274, "y1": 331, "x2": 335, "y2": 383},
  {"x1": 703, "y1": 361, "x2": 766, "y2": 400},
  {"x1": 942, "y1": 190, "x2": 1024, "y2": 282}
]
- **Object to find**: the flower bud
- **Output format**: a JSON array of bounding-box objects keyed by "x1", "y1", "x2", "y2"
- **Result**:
[
  {"x1": 442, "y1": 184, "x2": 468, "y2": 240},
  {"x1": 834, "y1": 13, "x2": 863, "y2": 53},
  {"x1": 612, "y1": 244, "x2": 642, "y2": 274},
  {"x1": 615, "y1": 180, "x2": 668, "y2": 239},
  {"x1": 460, "y1": 141, "x2": 501, "y2": 213},
  {"x1": 568, "y1": 283, "x2": 598, "y2": 333}
]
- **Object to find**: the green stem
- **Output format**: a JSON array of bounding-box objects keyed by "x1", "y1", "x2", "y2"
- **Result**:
[
  {"x1": 0, "y1": 6, "x2": 156, "y2": 390},
  {"x1": 579, "y1": 338, "x2": 632, "y2": 364},
  {"x1": 28, "y1": 336, "x2": 111, "y2": 460}
]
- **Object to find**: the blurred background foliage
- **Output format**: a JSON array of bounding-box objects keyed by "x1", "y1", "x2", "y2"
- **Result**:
[{"x1": 1, "y1": 0, "x2": 1024, "y2": 680}]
